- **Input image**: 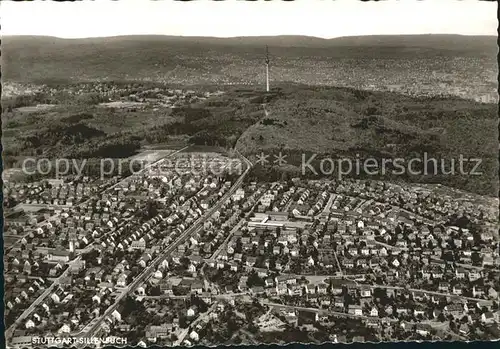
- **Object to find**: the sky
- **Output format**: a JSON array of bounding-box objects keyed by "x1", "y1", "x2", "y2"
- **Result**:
[{"x1": 1, "y1": 0, "x2": 497, "y2": 39}]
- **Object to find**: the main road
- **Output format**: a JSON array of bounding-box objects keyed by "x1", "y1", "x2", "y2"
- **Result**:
[
  {"x1": 80, "y1": 152, "x2": 253, "y2": 342},
  {"x1": 173, "y1": 302, "x2": 219, "y2": 346}
]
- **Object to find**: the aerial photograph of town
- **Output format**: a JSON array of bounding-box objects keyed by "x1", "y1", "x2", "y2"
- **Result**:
[{"x1": 1, "y1": 1, "x2": 499, "y2": 348}]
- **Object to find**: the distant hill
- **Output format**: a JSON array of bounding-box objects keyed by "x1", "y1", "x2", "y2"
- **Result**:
[
  {"x1": 328, "y1": 34, "x2": 496, "y2": 50},
  {"x1": 3, "y1": 33, "x2": 496, "y2": 49},
  {"x1": 2, "y1": 34, "x2": 496, "y2": 83}
]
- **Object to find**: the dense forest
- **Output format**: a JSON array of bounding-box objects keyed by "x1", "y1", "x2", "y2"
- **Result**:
[{"x1": 2, "y1": 83, "x2": 497, "y2": 196}]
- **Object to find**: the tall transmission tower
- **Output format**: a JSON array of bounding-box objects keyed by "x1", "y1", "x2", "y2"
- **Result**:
[{"x1": 265, "y1": 45, "x2": 270, "y2": 92}]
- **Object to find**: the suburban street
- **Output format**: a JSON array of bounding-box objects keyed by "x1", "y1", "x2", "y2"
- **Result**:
[
  {"x1": 5, "y1": 256, "x2": 82, "y2": 339},
  {"x1": 5, "y1": 146, "x2": 188, "y2": 254},
  {"x1": 79, "y1": 152, "x2": 253, "y2": 342}
]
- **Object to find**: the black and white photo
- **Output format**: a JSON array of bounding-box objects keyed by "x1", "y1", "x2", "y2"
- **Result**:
[{"x1": 2, "y1": 0, "x2": 499, "y2": 347}]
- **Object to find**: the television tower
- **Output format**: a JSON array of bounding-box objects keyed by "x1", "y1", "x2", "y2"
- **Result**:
[{"x1": 265, "y1": 46, "x2": 270, "y2": 92}]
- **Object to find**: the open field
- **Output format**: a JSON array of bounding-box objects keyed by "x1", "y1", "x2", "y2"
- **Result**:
[{"x1": 128, "y1": 150, "x2": 176, "y2": 163}]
